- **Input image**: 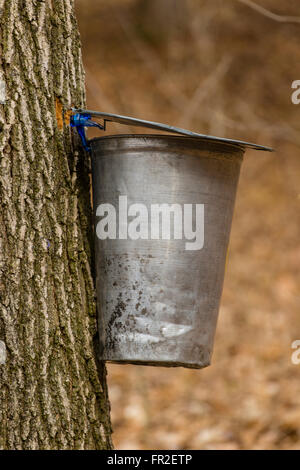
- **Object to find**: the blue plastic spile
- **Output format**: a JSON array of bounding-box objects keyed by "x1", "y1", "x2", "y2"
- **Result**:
[{"x1": 70, "y1": 113, "x2": 104, "y2": 152}]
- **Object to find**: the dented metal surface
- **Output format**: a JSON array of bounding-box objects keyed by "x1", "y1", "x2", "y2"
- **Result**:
[{"x1": 91, "y1": 134, "x2": 245, "y2": 368}]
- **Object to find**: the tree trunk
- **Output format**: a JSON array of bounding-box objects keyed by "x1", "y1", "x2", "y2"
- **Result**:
[{"x1": 0, "y1": 0, "x2": 112, "y2": 450}]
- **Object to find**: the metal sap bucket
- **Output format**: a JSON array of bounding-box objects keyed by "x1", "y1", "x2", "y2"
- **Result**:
[{"x1": 72, "y1": 109, "x2": 272, "y2": 369}]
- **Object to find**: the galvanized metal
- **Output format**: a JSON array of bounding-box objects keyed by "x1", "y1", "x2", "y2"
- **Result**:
[
  {"x1": 91, "y1": 134, "x2": 246, "y2": 369},
  {"x1": 74, "y1": 108, "x2": 273, "y2": 152}
]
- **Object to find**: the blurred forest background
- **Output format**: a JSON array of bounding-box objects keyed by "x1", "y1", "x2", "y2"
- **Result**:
[{"x1": 75, "y1": 0, "x2": 300, "y2": 449}]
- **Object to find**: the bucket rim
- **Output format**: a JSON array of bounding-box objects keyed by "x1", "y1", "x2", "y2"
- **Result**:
[{"x1": 89, "y1": 133, "x2": 270, "y2": 153}]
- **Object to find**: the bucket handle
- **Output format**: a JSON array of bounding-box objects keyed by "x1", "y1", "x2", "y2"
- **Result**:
[{"x1": 70, "y1": 108, "x2": 273, "y2": 153}]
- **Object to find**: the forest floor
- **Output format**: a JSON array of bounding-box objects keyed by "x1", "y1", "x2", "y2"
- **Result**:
[{"x1": 76, "y1": 0, "x2": 300, "y2": 449}]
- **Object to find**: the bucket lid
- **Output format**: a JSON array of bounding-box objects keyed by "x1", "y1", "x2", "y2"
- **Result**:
[{"x1": 72, "y1": 108, "x2": 273, "y2": 152}]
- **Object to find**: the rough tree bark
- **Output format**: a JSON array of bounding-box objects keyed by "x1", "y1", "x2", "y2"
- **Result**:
[{"x1": 0, "y1": 0, "x2": 112, "y2": 449}]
